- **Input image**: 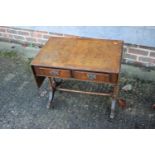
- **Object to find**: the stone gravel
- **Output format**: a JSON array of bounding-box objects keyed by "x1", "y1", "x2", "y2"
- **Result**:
[{"x1": 0, "y1": 52, "x2": 155, "y2": 128}]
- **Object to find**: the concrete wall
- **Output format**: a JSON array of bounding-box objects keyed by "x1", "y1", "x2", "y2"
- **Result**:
[{"x1": 16, "y1": 26, "x2": 155, "y2": 47}]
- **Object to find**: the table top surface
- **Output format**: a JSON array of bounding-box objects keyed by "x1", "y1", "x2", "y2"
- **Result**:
[{"x1": 31, "y1": 37, "x2": 123, "y2": 73}]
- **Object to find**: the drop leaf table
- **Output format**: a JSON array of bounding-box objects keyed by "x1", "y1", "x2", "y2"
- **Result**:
[{"x1": 31, "y1": 36, "x2": 123, "y2": 118}]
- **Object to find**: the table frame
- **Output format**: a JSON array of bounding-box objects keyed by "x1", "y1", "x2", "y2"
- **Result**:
[
  {"x1": 31, "y1": 36, "x2": 123, "y2": 119},
  {"x1": 46, "y1": 75, "x2": 120, "y2": 119}
]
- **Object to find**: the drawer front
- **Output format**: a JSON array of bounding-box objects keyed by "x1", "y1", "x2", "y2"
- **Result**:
[
  {"x1": 72, "y1": 71, "x2": 111, "y2": 83},
  {"x1": 34, "y1": 67, "x2": 71, "y2": 78}
]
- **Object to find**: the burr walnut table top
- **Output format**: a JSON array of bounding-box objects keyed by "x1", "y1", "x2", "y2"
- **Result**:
[{"x1": 31, "y1": 37, "x2": 123, "y2": 74}]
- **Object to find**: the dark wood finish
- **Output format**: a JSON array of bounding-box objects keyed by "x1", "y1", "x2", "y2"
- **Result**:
[
  {"x1": 73, "y1": 70, "x2": 109, "y2": 82},
  {"x1": 31, "y1": 66, "x2": 45, "y2": 88},
  {"x1": 72, "y1": 70, "x2": 118, "y2": 84},
  {"x1": 33, "y1": 66, "x2": 118, "y2": 84},
  {"x1": 34, "y1": 66, "x2": 71, "y2": 78},
  {"x1": 31, "y1": 36, "x2": 123, "y2": 118},
  {"x1": 47, "y1": 78, "x2": 56, "y2": 109}
]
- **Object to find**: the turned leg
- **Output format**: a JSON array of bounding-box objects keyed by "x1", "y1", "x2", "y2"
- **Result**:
[
  {"x1": 47, "y1": 77, "x2": 56, "y2": 109},
  {"x1": 110, "y1": 84, "x2": 119, "y2": 119}
]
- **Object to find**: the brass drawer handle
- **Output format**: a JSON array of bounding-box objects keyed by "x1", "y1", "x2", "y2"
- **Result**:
[
  {"x1": 87, "y1": 73, "x2": 96, "y2": 80},
  {"x1": 50, "y1": 70, "x2": 59, "y2": 76}
]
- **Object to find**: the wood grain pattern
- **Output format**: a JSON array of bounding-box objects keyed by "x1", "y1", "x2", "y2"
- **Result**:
[
  {"x1": 33, "y1": 66, "x2": 118, "y2": 84},
  {"x1": 34, "y1": 67, "x2": 71, "y2": 78},
  {"x1": 31, "y1": 37, "x2": 123, "y2": 73},
  {"x1": 72, "y1": 70, "x2": 110, "y2": 83},
  {"x1": 31, "y1": 36, "x2": 123, "y2": 118}
]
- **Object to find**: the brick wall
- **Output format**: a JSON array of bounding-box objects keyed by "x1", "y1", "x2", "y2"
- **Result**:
[
  {"x1": 0, "y1": 26, "x2": 155, "y2": 67},
  {"x1": 123, "y1": 45, "x2": 155, "y2": 67}
]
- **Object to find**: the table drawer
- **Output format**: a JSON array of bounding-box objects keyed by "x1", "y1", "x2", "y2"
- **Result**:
[
  {"x1": 72, "y1": 71, "x2": 111, "y2": 83},
  {"x1": 34, "y1": 67, "x2": 71, "y2": 78}
]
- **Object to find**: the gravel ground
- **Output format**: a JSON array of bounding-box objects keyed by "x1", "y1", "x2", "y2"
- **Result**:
[{"x1": 0, "y1": 51, "x2": 155, "y2": 129}]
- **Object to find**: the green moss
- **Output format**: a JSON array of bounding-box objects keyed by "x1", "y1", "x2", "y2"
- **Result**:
[{"x1": 0, "y1": 51, "x2": 17, "y2": 58}]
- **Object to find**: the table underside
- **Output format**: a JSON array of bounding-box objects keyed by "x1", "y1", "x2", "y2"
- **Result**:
[{"x1": 31, "y1": 65, "x2": 120, "y2": 118}]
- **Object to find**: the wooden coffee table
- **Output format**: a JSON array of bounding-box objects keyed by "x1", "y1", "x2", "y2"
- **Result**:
[{"x1": 31, "y1": 36, "x2": 123, "y2": 118}]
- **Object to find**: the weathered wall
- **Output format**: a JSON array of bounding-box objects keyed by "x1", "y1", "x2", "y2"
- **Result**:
[
  {"x1": 16, "y1": 26, "x2": 155, "y2": 48},
  {"x1": 0, "y1": 26, "x2": 155, "y2": 67}
]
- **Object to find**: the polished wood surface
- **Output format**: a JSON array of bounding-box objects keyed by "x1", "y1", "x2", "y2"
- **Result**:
[
  {"x1": 31, "y1": 37, "x2": 123, "y2": 73},
  {"x1": 33, "y1": 66, "x2": 118, "y2": 84},
  {"x1": 72, "y1": 70, "x2": 110, "y2": 83},
  {"x1": 31, "y1": 36, "x2": 123, "y2": 118},
  {"x1": 34, "y1": 67, "x2": 71, "y2": 78}
]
